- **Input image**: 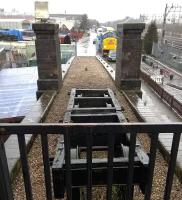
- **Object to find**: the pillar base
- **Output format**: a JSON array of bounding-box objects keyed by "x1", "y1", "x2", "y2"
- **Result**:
[
  {"x1": 36, "y1": 91, "x2": 43, "y2": 100},
  {"x1": 36, "y1": 79, "x2": 61, "y2": 99},
  {"x1": 119, "y1": 79, "x2": 142, "y2": 98},
  {"x1": 36, "y1": 89, "x2": 58, "y2": 100},
  {"x1": 120, "y1": 79, "x2": 141, "y2": 90},
  {"x1": 37, "y1": 79, "x2": 62, "y2": 91},
  {"x1": 135, "y1": 89, "x2": 143, "y2": 98}
]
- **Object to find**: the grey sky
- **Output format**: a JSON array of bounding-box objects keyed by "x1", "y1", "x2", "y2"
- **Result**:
[{"x1": 1, "y1": 0, "x2": 182, "y2": 22}]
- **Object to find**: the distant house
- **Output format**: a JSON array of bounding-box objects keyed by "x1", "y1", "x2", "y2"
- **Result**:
[
  {"x1": 49, "y1": 14, "x2": 83, "y2": 21},
  {"x1": 0, "y1": 14, "x2": 34, "y2": 20},
  {"x1": 0, "y1": 19, "x2": 32, "y2": 29},
  {"x1": 59, "y1": 21, "x2": 75, "y2": 33},
  {"x1": 50, "y1": 13, "x2": 84, "y2": 30}
]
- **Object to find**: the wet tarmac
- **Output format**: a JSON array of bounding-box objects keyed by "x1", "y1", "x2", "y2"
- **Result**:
[
  {"x1": 141, "y1": 62, "x2": 182, "y2": 103},
  {"x1": 126, "y1": 83, "x2": 182, "y2": 171},
  {"x1": 77, "y1": 32, "x2": 97, "y2": 56}
]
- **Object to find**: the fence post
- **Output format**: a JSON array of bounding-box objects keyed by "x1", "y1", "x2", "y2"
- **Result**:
[
  {"x1": 0, "y1": 139, "x2": 14, "y2": 200},
  {"x1": 170, "y1": 96, "x2": 174, "y2": 108},
  {"x1": 161, "y1": 88, "x2": 164, "y2": 98}
]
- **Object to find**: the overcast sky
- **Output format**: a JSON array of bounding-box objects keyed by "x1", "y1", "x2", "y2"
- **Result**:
[{"x1": 1, "y1": 0, "x2": 182, "y2": 22}]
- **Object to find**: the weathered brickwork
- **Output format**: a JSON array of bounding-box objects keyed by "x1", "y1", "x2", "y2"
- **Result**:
[
  {"x1": 115, "y1": 23, "x2": 145, "y2": 91},
  {"x1": 33, "y1": 23, "x2": 62, "y2": 98}
]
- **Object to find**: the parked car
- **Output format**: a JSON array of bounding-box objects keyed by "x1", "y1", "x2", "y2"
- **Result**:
[{"x1": 107, "y1": 50, "x2": 116, "y2": 62}]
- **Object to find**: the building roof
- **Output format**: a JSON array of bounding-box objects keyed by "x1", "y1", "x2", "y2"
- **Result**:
[
  {"x1": 61, "y1": 21, "x2": 75, "y2": 30},
  {"x1": 0, "y1": 14, "x2": 34, "y2": 20},
  {"x1": 0, "y1": 62, "x2": 70, "y2": 120},
  {"x1": 50, "y1": 14, "x2": 84, "y2": 21},
  {"x1": 0, "y1": 18, "x2": 30, "y2": 23},
  {"x1": 0, "y1": 67, "x2": 37, "y2": 119}
]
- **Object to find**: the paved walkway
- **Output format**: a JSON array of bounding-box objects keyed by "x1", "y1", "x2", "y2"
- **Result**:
[
  {"x1": 141, "y1": 60, "x2": 182, "y2": 103},
  {"x1": 126, "y1": 83, "x2": 182, "y2": 169}
]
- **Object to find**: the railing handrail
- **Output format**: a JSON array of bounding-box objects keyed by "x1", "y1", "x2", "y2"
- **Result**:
[
  {"x1": 0, "y1": 122, "x2": 182, "y2": 200},
  {"x1": 0, "y1": 122, "x2": 182, "y2": 136}
]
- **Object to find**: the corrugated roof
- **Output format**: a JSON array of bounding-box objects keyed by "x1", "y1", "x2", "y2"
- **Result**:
[
  {"x1": 0, "y1": 67, "x2": 37, "y2": 119},
  {"x1": 61, "y1": 21, "x2": 74, "y2": 30}
]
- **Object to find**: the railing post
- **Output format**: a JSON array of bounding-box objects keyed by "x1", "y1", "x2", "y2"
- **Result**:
[
  {"x1": 161, "y1": 88, "x2": 164, "y2": 98},
  {"x1": 0, "y1": 139, "x2": 14, "y2": 200},
  {"x1": 170, "y1": 96, "x2": 174, "y2": 108}
]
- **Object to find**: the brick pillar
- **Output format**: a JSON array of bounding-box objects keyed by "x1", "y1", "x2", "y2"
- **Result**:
[
  {"x1": 115, "y1": 23, "x2": 145, "y2": 92},
  {"x1": 33, "y1": 23, "x2": 62, "y2": 99}
]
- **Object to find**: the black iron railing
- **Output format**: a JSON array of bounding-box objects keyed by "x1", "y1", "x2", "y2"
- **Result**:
[{"x1": 0, "y1": 123, "x2": 181, "y2": 200}]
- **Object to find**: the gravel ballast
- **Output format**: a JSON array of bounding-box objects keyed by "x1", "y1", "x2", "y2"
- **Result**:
[{"x1": 12, "y1": 57, "x2": 182, "y2": 199}]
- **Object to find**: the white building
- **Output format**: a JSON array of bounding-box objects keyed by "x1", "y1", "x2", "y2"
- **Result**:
[{"x1": 0, "y1": 19, "x2": 31, "y2": 29}]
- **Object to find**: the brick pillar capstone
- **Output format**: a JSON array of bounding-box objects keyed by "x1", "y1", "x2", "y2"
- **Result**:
[
  {"x1": 32, "y1": 23, "x2": 62, "y2": 99},
  {"x1": 115, "y1": 23, "x2": 145, "y2": 92}
]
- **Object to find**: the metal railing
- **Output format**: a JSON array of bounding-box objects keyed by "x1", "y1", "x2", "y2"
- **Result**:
[{"x1": 0, "y1": 123, "x2": 181, "y2": 200}]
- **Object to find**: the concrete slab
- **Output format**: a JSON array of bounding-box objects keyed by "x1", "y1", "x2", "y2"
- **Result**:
[
  {"x1": 124, "y1": 83, "x2": 182, "y2": 179},
  {"x1": 5, "y1": 91, "x2": 56, "y2": 180},
  {"x1": 4, "y1": 134, "x2": 32, "y2": 173}
]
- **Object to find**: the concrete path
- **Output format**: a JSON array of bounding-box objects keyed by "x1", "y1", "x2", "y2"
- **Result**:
[
  {"x1": 141, "y1": 62, "x2": 182, "y2": 103},
  {"x1": 127, "y1": 82, "x2": 182, "y2": 173}
]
